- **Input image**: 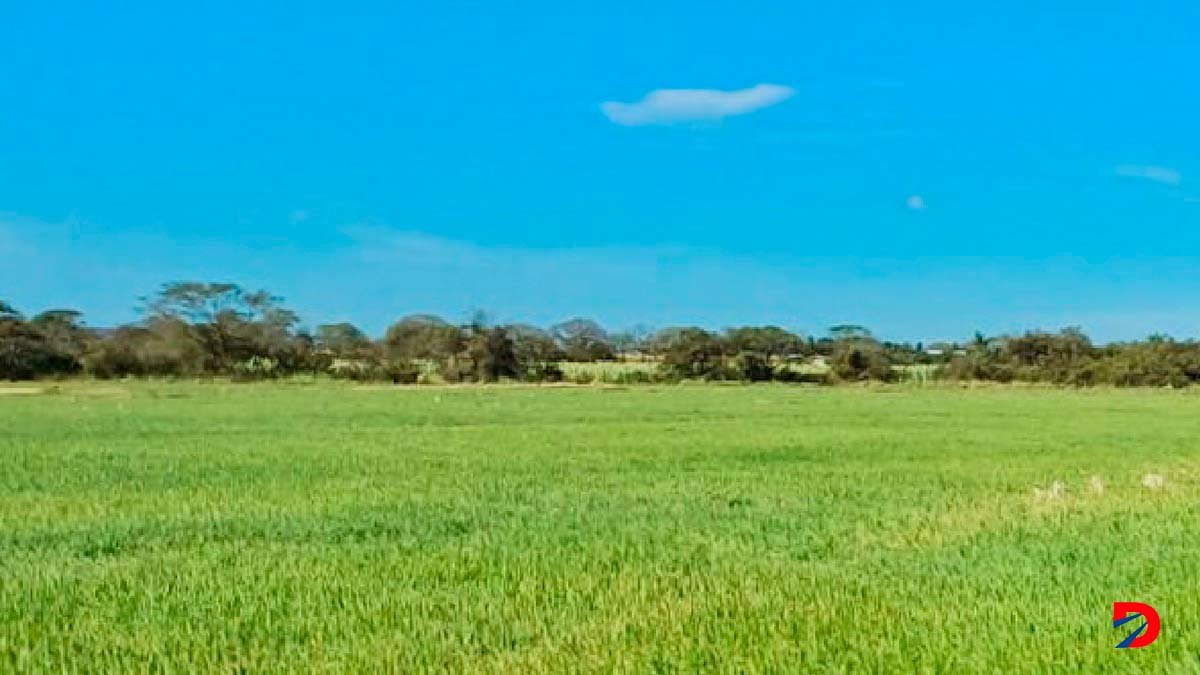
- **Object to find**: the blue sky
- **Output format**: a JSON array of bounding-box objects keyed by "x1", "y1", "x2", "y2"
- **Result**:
[{"x1": 2, "y1": 2, "x2": 1198, "y2": 341}]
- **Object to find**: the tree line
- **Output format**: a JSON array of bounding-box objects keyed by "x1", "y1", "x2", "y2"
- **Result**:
[{"x1": 4, "y1": 282, "x2": 1200, "y2": 387}]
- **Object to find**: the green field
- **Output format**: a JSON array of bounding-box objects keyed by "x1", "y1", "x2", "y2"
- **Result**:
[{"x1": 3, "y1": 382, "x2": 1199, "y2": 673}]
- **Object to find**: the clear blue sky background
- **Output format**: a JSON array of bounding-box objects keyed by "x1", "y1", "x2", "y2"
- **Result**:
[{"x1": 2, "y1": 1, "x2": 1198, "y2": 341}]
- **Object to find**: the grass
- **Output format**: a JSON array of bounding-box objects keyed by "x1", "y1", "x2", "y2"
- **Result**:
[{"x1": 3, "y1": 381, "x2": 1200, "y2": 673}]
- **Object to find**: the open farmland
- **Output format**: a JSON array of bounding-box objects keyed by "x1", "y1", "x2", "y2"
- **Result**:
[{"x1": 3, "y1": 382, "x2": 1200, "y2": 673}]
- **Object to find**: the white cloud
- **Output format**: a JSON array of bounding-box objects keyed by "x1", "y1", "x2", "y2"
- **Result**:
[
  {"x1": 1116, "y1": 165, "x2": 1182, "y2": 187},
  {"x1": 600, "y1": 84, "x2": 794, "y2": 126},
  {"x1": 906, "y1": 195, "x2": 926, "y2": 211}
]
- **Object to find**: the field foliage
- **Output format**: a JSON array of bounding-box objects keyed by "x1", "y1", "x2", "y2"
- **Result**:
[{"x1": 3, "y1": 382, "x2": 1200, "y2": 673}]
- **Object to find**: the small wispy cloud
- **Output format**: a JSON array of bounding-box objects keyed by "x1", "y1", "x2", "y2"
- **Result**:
[
  {"x1": 1116, "y1": 165, "x2": 1182, "y2": 187},
  {"x1": 601, "y1": 84, "x2": 794, "y2": 126},
  {"x1": 906, "y1": 195, "x2": 926, "y2": 211}
]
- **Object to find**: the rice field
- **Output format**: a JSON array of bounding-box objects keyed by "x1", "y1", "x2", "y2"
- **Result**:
[{"x1": 3, "y1": 381, "x2": 1200, "y2": 673}]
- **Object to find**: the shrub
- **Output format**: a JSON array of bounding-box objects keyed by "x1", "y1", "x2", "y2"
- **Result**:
[
  {"x1": 733, "y1": 351, "x2": 775, "y2": 382},
  {"x1": 231, "y1": 356, "x2": 279, "y2": 381},
  {"x1": 0, "y1": 326, "x2": 78, "y2": 380},
  {"x1": 382, "y1": 360, "x2": 421, "y2": 384},
  {"x1": 828, "y1": 340, "x2": 895, "y2": 382},
  {"x1": 0, "y1": 308, "x2": 81, "y2": 380}
]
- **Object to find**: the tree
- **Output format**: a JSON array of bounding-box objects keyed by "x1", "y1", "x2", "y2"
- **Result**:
[
  {"x1": 968, "y1": 331, "x2": 993, "y2": 354},
  {"x1": 881, "y1": 341, "x2": 925, "y2": 366},
  {"x1": 820, "y1": 323, "x2": 893, "y2": 382},
  {"x1": 0, "y1": 303, "x2": 79, "y2": 379},
  {"x1": 609, "y1": 324, "x2": 653, "y2": 356},
  {"x1": 30, "y1": 309, "x2": 91, "y2": 361},
  {"x1": 464, "y1": 326, "x2": 519, "y2": 382},
  {"x1": 315, "y1": 322, "x2": 371, "y2": 356},
  {"x1": 299, "y1": 323, "x2": 382, "y2": 380},
  {"x1": 551, "y1": 318, "x2": 615, "y2": 361},
  {"x1": 654, "y1": 327, "x2": 727, "y2": 380},
  {"x1": 723, "y1": 326, "x2": 805, "y2": 380},
  {"x1": 82, "y1": 315, "x2": 209, "y2": 378},
  {"x1": 828, "y1": 324, "x2": 872, "y2": 340},
  {"x1": 1104, "y1": 337, "x2": 1200, "y2": 387},
  {"x1": 828, "y1": 338, "x2": 895, "y2": 382},
  {"x1": 942, "y1": 328, "x2": 1098, "y2": 385},
  {"x1": 725, "y1": 326, "x2": 803, "y2": 357},
  {"x1": 384, "y1": 315, "x2": 462, "y2": 364},
  {"x1": 142, "y1": 282, "x2": 299, "y2": 374},
  {"x1": 505, "y1": 324, "x2": 563, "y2": 381},
  {"x1": 0, "y1": 301, "x2": 22, "y2": 322},
  {"x1": 996, "y1": 328, "x2": 1096, "y2": 384}
]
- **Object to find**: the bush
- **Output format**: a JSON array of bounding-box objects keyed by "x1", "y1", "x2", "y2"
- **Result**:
[
  {"x1": 382, "y1": 360, "x2": 421, "y2": 384},
  {"x1": 327, "y1": 357, "x2": 379, "y2": 381},
  {"x1": 82, "y1": 325, "x2": 206, "y2": 378},
  {"x1": 0, "y1": 332, "x2": 78, "y2": 380},
  {"x1": 1104, "y1": 338, "x2": 1200, "y2": 387},
  {"x1": 524, "y1": 362, "x2": 564, "y2": 383},
  {"x1": 231, "y1": 356, "x2": 279, "y2": 381},
  {"x1": 733, "y1": 351, "x2": 775, "y2": 382},
  {"x1": 828, "y1": 340, "x2": 895, "y2": 382},
  {"x1": 612, "y1": 369, "x2": 657, "y2": 385},
  {"x1": 0, "y1": 317, "x2": 80, "y2": 380}
]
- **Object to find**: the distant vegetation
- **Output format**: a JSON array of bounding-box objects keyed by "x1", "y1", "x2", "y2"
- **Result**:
[{"x1": 5, "y1": 282, "x2": 1200, "y2": 386}]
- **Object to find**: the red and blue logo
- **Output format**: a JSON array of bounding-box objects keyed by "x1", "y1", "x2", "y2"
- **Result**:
[{"x1": 1113, "y1": 602, "x2": 1160, "y2": 649}]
